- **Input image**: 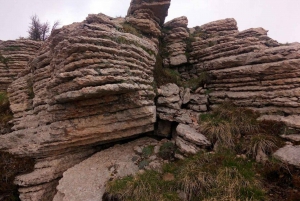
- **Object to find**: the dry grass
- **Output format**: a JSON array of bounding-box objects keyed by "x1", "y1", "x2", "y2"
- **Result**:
[
  {"x1": 200, "y1": 102, "x2": 284, "y2": 160},
  {"x1": 105, "y1": 151, "x2": 265, "y2": 201},
  {"x1": 246, "y1": 134, "x2": 277, "y2": 159}
]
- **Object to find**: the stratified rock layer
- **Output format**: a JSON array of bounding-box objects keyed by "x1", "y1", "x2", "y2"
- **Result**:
[
  {"x1": 161, "y1": 18, "x2": 300, "y2": 131},
  {"x1": 0, "y1": 40, "x2": 41, "y2": 91},
  {"x1": 0, "y1": 0, "x2": 171, "y2": 198}
]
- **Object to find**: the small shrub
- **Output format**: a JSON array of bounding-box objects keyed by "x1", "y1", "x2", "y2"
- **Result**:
[
  {"x1": 246, "y1": 134, "x2": 277, "y2": 159},
  {"x1": 153, "y1": 54, "x2": 181, "y2": 87},
  {"x1": 158, "y1": 142, "x2": 176, "y2": 160},
  {"x1": 192, "y1": 26, "x2": 208, "y2": 39},
  {"x1": 208, "y1": 40, "x2": 217, "y2": 47},
  {"x1": 0, "y1": 53, "x2": 10, "y2": 68},
  {"x1": 121, "y1": 22, "x2": 143, "y2": 38},
  {"x1": 142, "y1": 146, "x2": 154, "y2": 158},
  {"x1": 138, "y1": 159, "x2": 150, "y2": 169},
  {"x1": 27, "y1": 78, "x2": 34, "y2": 99}
]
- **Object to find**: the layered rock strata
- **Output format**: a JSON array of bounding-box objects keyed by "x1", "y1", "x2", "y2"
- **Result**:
[
  {"x1": 156, "y1": 83, "x2": 208, "y2": 126},
  {"x1": 0, "y1": 40, "x2": 41, "y2": 91},
  {"x1": 162, "y1": 16, "x2": 189, "y2": 67},
  {"x1": 161, "y1": 18, "x2": 300, "y2": 131},
  {"x1": 0, "y1": 0, "x2": 171, "y2": 199},
  {"x1": 156, "y1": 83, "x2": 210, "y2": 154}
]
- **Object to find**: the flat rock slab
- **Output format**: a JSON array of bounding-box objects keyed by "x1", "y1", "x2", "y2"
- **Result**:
[
  {"x1": 176, "y1": 123, "x2": 211, "y2": 146},
  {"x1": 53, "y1": 137, "x2": 157, "y2": 201},
  {"x1": 273, "y1": 145, "x2": 300, "y2": 168},
  {"x1": 175, "y1": 136, "x2": 200, "y2": 155},
  {"x1": 281, "y1": 134, "x2": 300, "y2": 142}
]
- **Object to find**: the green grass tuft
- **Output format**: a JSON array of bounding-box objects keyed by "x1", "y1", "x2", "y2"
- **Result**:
[{"x1": 105, "y1": 150, "x2": 266, "y2": 201}]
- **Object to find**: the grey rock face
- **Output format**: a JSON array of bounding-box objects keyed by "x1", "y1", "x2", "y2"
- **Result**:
[
  {"x1": 53, "y1": 138, "x2": 155, "y2": 201},
  {"x1": 176, "y1": 123, "x2": 211, "y2": 146},
  {"x1": 273, "y1": 145, "x2": 300, "y2": 168}
]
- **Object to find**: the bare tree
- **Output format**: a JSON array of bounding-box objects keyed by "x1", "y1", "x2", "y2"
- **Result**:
[{"x1": 28, "y1": 15, "x2": 60, "y2": 41}]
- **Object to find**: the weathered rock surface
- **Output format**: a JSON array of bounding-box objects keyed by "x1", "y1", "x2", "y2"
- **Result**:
[
  {"x1": 160, "y1": 17, "x2": 300, "y2": 130},
  {"x1": 273, "y1": 145, "x2": 300, "y2": 168},
  {"x1": 0, "y1": 40, "x2": 41, "y2": 91},
  {"x1": 162, "y1": 16, "x2": 189, "y2": 67},
  {"x1": 0, "y1": 1, "x2": 171, "y2": 200},
  {"x1": 126, "y1": 0, "x2": 171, "y2": 39},
  {"x1": 53, "y1": 138, "x2": 157, "y2": 201},
  {"x1": 156, "y1": 84, "x2": 208, "y2": 127},
  {"x1": 176, "y1": 123, "x2": 210, "y2": 146},
  {"x1": 175, "y1": 136, "x2": 199, "y2": 154}
]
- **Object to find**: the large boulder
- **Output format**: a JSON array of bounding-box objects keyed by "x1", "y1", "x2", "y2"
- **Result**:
[
  {"x1": 273, "y1": 145, "x2": 300, "y2": 168},
  {"x1": 53, "y1": 138, "x2": 157, "y2": 201}
]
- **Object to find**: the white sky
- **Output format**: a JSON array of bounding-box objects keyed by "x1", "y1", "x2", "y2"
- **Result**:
[{"x1": 0, "y1": 0, "x2": 299, "y2": 43}]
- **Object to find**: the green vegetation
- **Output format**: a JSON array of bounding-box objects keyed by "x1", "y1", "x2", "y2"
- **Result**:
[
  {"x1": 199, "y1": 102, "x2": 285, "y2": 159},
  {"x1": 105, "y1": 103, "x2": 299, "y2": 200},
  {"x1": 0, "y1": 152, "x2": 34, "y2": 201},
  {"x1": 111, "y1": 36, "x2": 155, "y2": 56},
  {"x1": 3, "y1": 46, "x2": 21, "y2": 52},
  {"x1": 26, "y1": 78, "x2": 35, "y2": 99},
  {"x1": 191, "y1": 26, "x2": 208, "y2": 39},
  {"x1": 0, "y1": 53, "x2": 10, "y2": 68},
  {"x1": 158, "y1": 142, "x2": 176, "y2": 160},
  {"x1": 153, "y1": 51, "x2": 210, "y2": 89},
  {"x1": 105, "y1": 150, "x2": 266, "y2": 201},
  {"x1": 153, "y1": 54, "x2": 181, "y2": 87},
  {"x1": 0, "y1": 92, "x2": 13, "y2": 130},
  {"x1": 121, "y1": 22, "x2": 143, "y2": 38},
  {"x1": 142, "y1": 145, "x2": 154, "y2": 158}
]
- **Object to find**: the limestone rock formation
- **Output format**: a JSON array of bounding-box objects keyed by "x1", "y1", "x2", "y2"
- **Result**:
[
  {"x1": 162, "y1": 16, "x2": 189, "y2": 67},
  {"x1": 0, "y1": 1, "x2": 171, "y2": 200},
  {"x1": 127, "y1": 0, "x2": 171, "y2": 39},
  {"x1": 53, "y1": 138, "x2": 160, "y2": 201},
  {"x1": 0, "y1": 40, "x2": 41, "y2": 91},
  {"x1": 160, "y1": 17, "x2": 300, "y2": 131},
  {"x1": 176, "y1": 123, "x2": 210, "y2": 146},
  {"x1": 0, "y1": 0, "x2": 300, "y2": 200},
  {"x1": 273, "y1": 145, "x2": 300, "y2": 168},
  {"x1": 156, "y1": 83, "x2": 208, "y2": 126}
]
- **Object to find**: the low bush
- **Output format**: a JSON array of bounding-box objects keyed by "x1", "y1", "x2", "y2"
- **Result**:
[
  {"x1": 0, "y1": 152, "x2": 34, "y2": 201},
  {"x1": 199, "y1": 102, "x2": 285, "y2": 159}
]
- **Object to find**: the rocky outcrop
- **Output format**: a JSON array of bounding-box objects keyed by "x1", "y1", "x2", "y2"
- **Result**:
[
  {"x1": 160, "y1": 18, "x2": 300, "y2": 131},
  {"x1": 162, "y1": 16, "x2": 189, "y2": 67},
  {"x1": 0, "y1": 1, "x2": 171, "y2": 200},
  {"x1": 53, "y1": 137, "x2": 162, "y2": 201},
  {"x1": 156, "y1": 83, "x2": 208, "y2": 125},
  {"x1": 0, "y1": 40, "x2": 41, "y2": 91},
  {"x1": 126, "y1": 0, "x2": 171, "y2": 40},
  {"x1": 174, "y1": 123, "x2": 210, "y2": 155},
  {"x1": 1, "y1": 0, "x2": 300, "y2": 200}
]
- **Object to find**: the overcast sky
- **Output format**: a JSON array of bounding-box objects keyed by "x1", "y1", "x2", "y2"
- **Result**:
[{"x1": 0, "y1": 0, "x2": 299, "y2": 43}]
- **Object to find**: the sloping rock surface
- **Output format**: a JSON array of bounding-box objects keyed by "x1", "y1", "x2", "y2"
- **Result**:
[
  {"x1": 273, "y1": 145, "x2": 300, "y2": 168},
  {"x1": 176, "y1": 123, "x2": 210, "y2": 146},
  {"x1": 53, "y1": 138, "x2": 157, "y2": 201}
]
